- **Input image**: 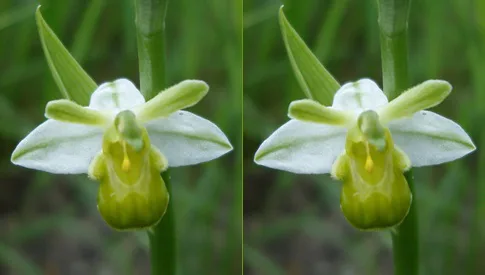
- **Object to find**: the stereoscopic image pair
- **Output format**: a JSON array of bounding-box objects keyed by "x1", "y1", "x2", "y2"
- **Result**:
[{"x1": 1, "y1": 0, "x2": 481, "y2": 274}]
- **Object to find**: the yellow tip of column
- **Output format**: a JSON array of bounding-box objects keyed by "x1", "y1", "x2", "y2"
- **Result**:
[
  {"x1": 365, "y1": 155, "x2": 374, "y2": 173},
  {"x1": 122, "y1": 157, "x2": 131, "y2": 172}
]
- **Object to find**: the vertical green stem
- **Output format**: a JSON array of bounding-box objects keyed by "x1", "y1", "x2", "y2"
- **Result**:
[
  {"x1": 148, "y1": 171, "x2": 175, "y2": 275},
  {"x1": 393, "y1": 171, "x2": 418, "y2": 275},
  {"x1": 134, "y1": 1, "x2": 174, "y2": 275},
  {"x1": 135, "y1": 0, "x2": 168, "y2": 99},
  {"x1": 377, "y1": 1, "x2": 417, "y2": 275},
  {"x1": 380, "y1": 31, "x2": 409, "y2": 100}
]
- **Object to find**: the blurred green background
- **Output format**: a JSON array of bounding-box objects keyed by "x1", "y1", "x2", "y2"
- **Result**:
[
  {"x1": 0, "y1": 0, "x2": 242, "y2": 274},
  {"x1": 244, "y1": 0, "x2": 484, "y2": 274}
]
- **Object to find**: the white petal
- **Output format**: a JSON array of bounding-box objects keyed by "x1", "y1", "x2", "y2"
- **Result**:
[
  {"x1": 389, "y1": 111, "x2": 475, "y2": 167},
  {"x1": 254, "y1": 119, "x2": 347, "y2": 174},
  {"x1": 332, "y1": 79, "x2": 388, "y2": 113},
  {"x1": 145, "y1": 111, "x2": 232, "y2": 167},
  {"x1": 11, "y1": 120, "x2": 103, "y2": 174},
  {"x1": 89, "y1": 79, "x2": 145, "y2": 111}
]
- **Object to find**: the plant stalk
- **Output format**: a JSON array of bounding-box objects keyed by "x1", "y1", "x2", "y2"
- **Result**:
[
  {"x1": 134, "y1": 1, "x2": 174, "y2": 274},
  {"x1": 135, "y1": 0, "x2": 168, "y2": 99},
  {"x1": 377, "y1": 0, "x2": 418, "y2": 275},
  {"x1": 148, "y1": 171, "x2": 175, "y2": 275}
]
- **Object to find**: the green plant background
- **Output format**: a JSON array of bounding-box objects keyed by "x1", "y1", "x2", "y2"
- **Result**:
[
  {"x1": 244, "y1": 0, "x2": 484, "y2": 274},
  {"x1": 0, "y1": 0, "x2": 242, "y2": 274}
]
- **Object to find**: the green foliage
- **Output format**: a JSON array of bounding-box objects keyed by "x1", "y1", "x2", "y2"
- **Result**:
[
  {"x1": 36, "y1": 6, "x2": 97, "y2": 106},
  {"x1": 278, "y1": 6, "x2": 340, "y2": 105}
]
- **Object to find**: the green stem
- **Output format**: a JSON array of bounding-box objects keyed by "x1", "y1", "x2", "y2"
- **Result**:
[
  {"x1": 135, "y1": 0, "x2": 168, "y2": 99},
  {"x1": 380, "y1": 31, "x2": 408, "y2": 100},
  {"x1": 392, "y1": 171, "x2": 418, "y2": 275},
  {"x1": 377, "y1": 1, "x2": 418, "y2": 275},
  {"x1": 134, "y1": 1, "x2": 174, "y2": 274},
  {"x1": 148, "y1": 171, "x2": 176, "y2": 275}
]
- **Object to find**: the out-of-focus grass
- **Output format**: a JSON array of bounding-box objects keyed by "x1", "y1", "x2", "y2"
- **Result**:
[
  {"x1": 244, "y1": 0, "x2": 483, "y2": 274},
  {"x1": 0, "y1": 0, "x2": 241, "y2": 274}
]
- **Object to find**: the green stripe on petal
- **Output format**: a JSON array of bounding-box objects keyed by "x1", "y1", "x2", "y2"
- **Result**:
[
  {"x1": 389, "y1": 111, "x2": 475, "y2": 167},
  {"x1": 136, "y1": 80, "x2": 209, "y2": 122},
  {"x1": 11, "y1": 120, "x2": 103, "y2": 174},
  {"x1": 288, "y1": 99, "x2": 353, "y2": 125},
  {"x1": 145, "y1": 111, "x2": 232, "y2": 167},
  {"x1": 46, "y1": 99, "x2": 109, "y2": 126},
  {"x1": 379, "y1": 80, "x2": 451, "y2": 123},
  {"x1": 254, "y1": 119, "x2": 347, "y2": 174}
]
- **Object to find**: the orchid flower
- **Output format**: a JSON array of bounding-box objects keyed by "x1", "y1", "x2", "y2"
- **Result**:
[
  {"x1": 254, "y1": 79, "x2": 475, "y2": 230},
  {"x1": 11, "y1": 79, "x2": 232, "y2": 230}
]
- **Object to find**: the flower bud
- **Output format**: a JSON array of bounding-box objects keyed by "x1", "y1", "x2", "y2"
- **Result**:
[{"x1": 337, "y1": 126, "x2": 411, "y2": 230}]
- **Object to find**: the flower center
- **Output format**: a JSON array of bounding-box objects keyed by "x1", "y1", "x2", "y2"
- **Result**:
[
  {"x1": 114, "y1": 110, "x2": 144, "y2": 173},
  {"x1": 357, "y1": 110, "x2": 386, "y2": 152}
]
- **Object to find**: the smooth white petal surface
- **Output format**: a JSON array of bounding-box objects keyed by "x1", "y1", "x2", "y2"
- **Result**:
[
  {"x1": 89, "y1": 79, "x2": 145, "y2": 111},
  {"x1": 11, "y1": 120, "x2": 103, "y2": 174},
  {"x1": 145, "y1": 111, "x2": 232, "y2": 167},
  {"x1": 332, "y1": 79, "x2": 388, "y2": 113},
  {"x1": 389, "y1": 111, "x2": 475, "y2": 167},
  {"x1": 254, "y1": 119, "x2": 347, "y2": 174}
]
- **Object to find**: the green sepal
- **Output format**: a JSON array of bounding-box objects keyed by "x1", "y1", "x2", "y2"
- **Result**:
[
  {"x1": 45, "y1": 99, "x2": 108, "y2": 125},
  {"x1": 288, "y1": 99, "x2": 352, "y2": 125},
  {"x1": 379, "y1": 80, "x2": 452, "y2": 123},
  {"x1": 135, "y1": 80, "x2": 209, "y2": 122},
  {"x1": 279, "y1": 5, "x2": 340, "y2": 105},
  {"x1": 36, "y1": 6, "x2": 97, "y2": 106}
]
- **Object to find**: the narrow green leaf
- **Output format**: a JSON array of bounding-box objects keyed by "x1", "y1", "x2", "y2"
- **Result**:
[
  {"x1": 278, "y1": 5, "x2": 340, "y2": 106},
  {"x1": 36, "y1": 5, "x2": 97, "y2": 106}
]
